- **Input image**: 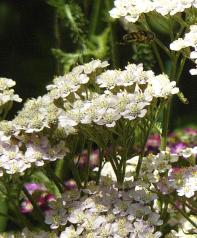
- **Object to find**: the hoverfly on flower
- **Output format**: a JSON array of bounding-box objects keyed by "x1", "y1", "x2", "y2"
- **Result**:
[{"x1": 123, "y1": 31, "x2": 155, "y2": 44}]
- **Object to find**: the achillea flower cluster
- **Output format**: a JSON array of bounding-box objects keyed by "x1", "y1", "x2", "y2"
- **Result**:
[
  {"x1": 47, "y1": 61, "x2": 178, "y2": 133},
  {"x1": 100, "y1": 148, "x2": 197, "y2": 199},
  {"x1": 0, "y1": 77, "x2": 21, "y2": 107},
  {"x1": 47, "y1": 60, "x2": 109, "y2": 101},
  {"x1": 140, "y1": 151, "x2": 179, "y2": 184},
  {"x1": 170, "y1": 24, "x2": 197, "y2": 75},
  {"x1": 12, "y1": 94, "x2": 60, "y2": 133},
  {"x1": 140, "y1": 149, "x2": 197, "y2": 198},
  {"x1": 168, "y1": 166, "x2": 197, "y2": 198},
  {"x1": 0, "y1": 60, "x2": 188, "y2": 237},
  {"x1": 110, "y1": 0, "x2": 197, "y2": 23},
  {"x1": 44, "y1": 180, "x2": 162, "y2": 237},
  {"x1": 0, "y1": 60, "x2": 179, "y2": 177},
  {"x1": 0, "y1": 130, "x2": 68, "y2": 175}
]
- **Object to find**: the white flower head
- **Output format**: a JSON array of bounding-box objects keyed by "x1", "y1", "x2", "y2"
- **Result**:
[
  {"x1": 149, "y1": 74, "x2": 179, "y2": 98},
  {"x1": 110, "y1": 0, "x2": 197, "y2": 23},
  {"x1": 0, "y1": 77, "x2": 22, "y2": 107}
]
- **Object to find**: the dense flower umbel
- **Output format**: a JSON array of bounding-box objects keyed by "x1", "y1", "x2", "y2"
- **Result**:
[
  {"x1": 170, "y1": 24, "x2": 197, "y2": 75},
  {"x1": 44, "y1": 179, "x2": 162, "y2": 237},
  {"x1": 0, "y1": 77, "x2": 21, "y2": 107},
  {"x1": 47, "y1": 61, "x2": 179, "y2": 132},
  {"x1": 47, "y1": 59, "x2": 109, "y2": 101},
  {"x1": 0, "y1": 131, "x2": 68, "y2": 175},
  {"x1": 0, "y1": 60, "x2": 184, "y2": 237},
  {"x1": 0, "y1": 60, "x2": 179, "y2": 176},
  {"x1": 140, "y1": 149, "x2": 197, "y2": 198},
  {"x1": 110, "y1": 0, "x2": 197, "y2": 23},
  {"x1": 168, "y1": 166, "x2": 197, "y2": 198},
  {"x1": 12, "y1": 94, "x2": 60, "y2": 133}
]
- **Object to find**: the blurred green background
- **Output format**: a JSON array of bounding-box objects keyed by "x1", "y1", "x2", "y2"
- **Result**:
[{"x1": 0, "y1": 0, "x2": 196, "y2": 128}]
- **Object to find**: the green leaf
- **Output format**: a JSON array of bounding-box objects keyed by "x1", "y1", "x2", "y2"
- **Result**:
[{"x1": 30, "y1": 171, "x2": 61, "y2": 198}]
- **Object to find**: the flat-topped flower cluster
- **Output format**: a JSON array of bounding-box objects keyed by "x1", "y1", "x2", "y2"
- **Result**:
[
  {"x1": 0, "y1": 0, "x2": 196, "y2": 235},
  {"x1": 0, "y1": 60, "x2": 179, "y2": 176},
  {"x1": 110, "y1": 0, "x2": 197, "y2": 23},
  {"x1": 47, "y1": 60, "x2": 178, "y2": 132},
  {"x1": 141, "y1": 149, "x2": 197, "y2": 198},
  {"x1": 43, "y1": 180, "x2": 162, "y2": 237},
  {"x1": 0, "y1": 77, "x2": 21, "y2": 108},
  {"x1": 12, "y1": 95, "x2": 60, "y2": 133},
  {"x1": 2, "y1": 148, "x2": 197, "y2": 237},
  {"x1": 170, "y1": 24, "x2": 197, "y2": 75},
  {"x1": 1, "y1": 61, "x2": 196, "y2": 237},
  {"x1": 101, "y1": 149, "x2": 197, "y2": 199},
  {"x1": 0, "y1": 131, "x2": 67, "y2": 176},
  {"x1": 0, "y1": 91, "x2": 69, "y2": 175}
]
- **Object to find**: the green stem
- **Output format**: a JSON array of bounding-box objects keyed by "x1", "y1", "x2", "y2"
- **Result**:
[
  {"x1": 160, "y1": 24, "x2": 178, "y2": 150},
  {"x1": 168, "y1": 21, "x2": 174, "y2": 42},
  {"x1": 64, "y1": 4, "x2": 84, "y2": 48},
  {"x1": 47, "y1": 166, "x2": 64, "y2": 193},
  {"x1": 84, "y1": 142, "x2": 92, "y2": 188},
  {"x1": 135, "y1": 154, "x2": 144, "y2": 181},
  {"x1": 184, "y1": 201, "x2": 197, "y2": 213},
  {"x1": 89, "y1": 0, "x2": 101, "y2": 35},
  {"x1": 2, "y1": 101, "x2": 13, "y2": 120},
  {"x1": 65, "y1": 4, "x2": 78, "y2": 34},
  {"x1": 161, "y1": 201, "x2": 169, "y2": 220},
  {"x1": 154, "y1": 37, "x2": 171, "y2": 57},
  {"x1": 135, "y1": 119, "x2": 155, "y2": 180},
  {"x1": 170, "y1": 53, "x2": 178, "y2": 79},
  {"x1": 143, "y1": 15, "x2": 167, "y2": 73},
  {"x1": 54, "y1": 10, "x2": 61, "y2": 75},
  {"x1": 173, "y1": 15, "x2": 188, "y2": 28},
  {"x1": 96, "y1": 148, "x2": 104, "y2": 184},
  {"x1": 161, "y1": 101, "x2": 171, "y2": 150},
  {"x1": 106, "y1": 0, "x2": 119, "y2": 68},
  {"x1": 69, "y1": 158, "x2": 82, "y2": 189},
  {"x1": 108, "y1": 155, "x2": 118, "y2": 180},
  {"x1": 176, "y1": 56, "x2": 186, "y2": 84},
  {"x1": 169, "y1": 199, "x2": 197, "y2": 229},
  {"x1": 152, "y1": 42, "x2": 165, "y2": 73},
  {"x1": 120, "y1": 137, "x2": 132, "y2": 186},
  {"x1": 110, "y1": 22, "x2": 119, "y2": 68},
  {"x1": 55, "y1": 159, "x2": 65, "y2": 180},
  {"x1": 150, "y1": 188, "x2": 197, "y2": 230}
]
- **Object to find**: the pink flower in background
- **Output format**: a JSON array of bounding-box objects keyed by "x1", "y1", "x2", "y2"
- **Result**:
[
  {"x1": 64, "y1": 179, "x2": 77, "y2": 191},
  {"x1": 90, "y1": 149, "x2": 100, "y2": 168},
  {"x1": 170, "y1": 143, "x2": 186, "y2": 154},
  {"x1": 184, "y1": 128, "x2": 197, "y2": 136},
  {"x1": 21, "y1": 183, "x2": 55, "y2": 214},
  {"x1": 24, "y1": 183, "x2": 46, "y2": 194},
  {"x1": 146, "y1": 134, "x2": 160, "y2": 153},
  {"x1": 146, "y1": 128, "x2": 197, "y2": 154},
  {"x1": 20, "y1": 200, "x2": 33, "y2": 214},
  {"x1": 74, "y1": 149, "x2": 99, "y2": 169},
  {"x1": 37, "y1": 193, "x2": 56, "y2": 212}
]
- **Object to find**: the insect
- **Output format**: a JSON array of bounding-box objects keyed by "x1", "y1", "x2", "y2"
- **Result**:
[{"x1": 123, "y1": 30, "x2": 155, "y2": 43}]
